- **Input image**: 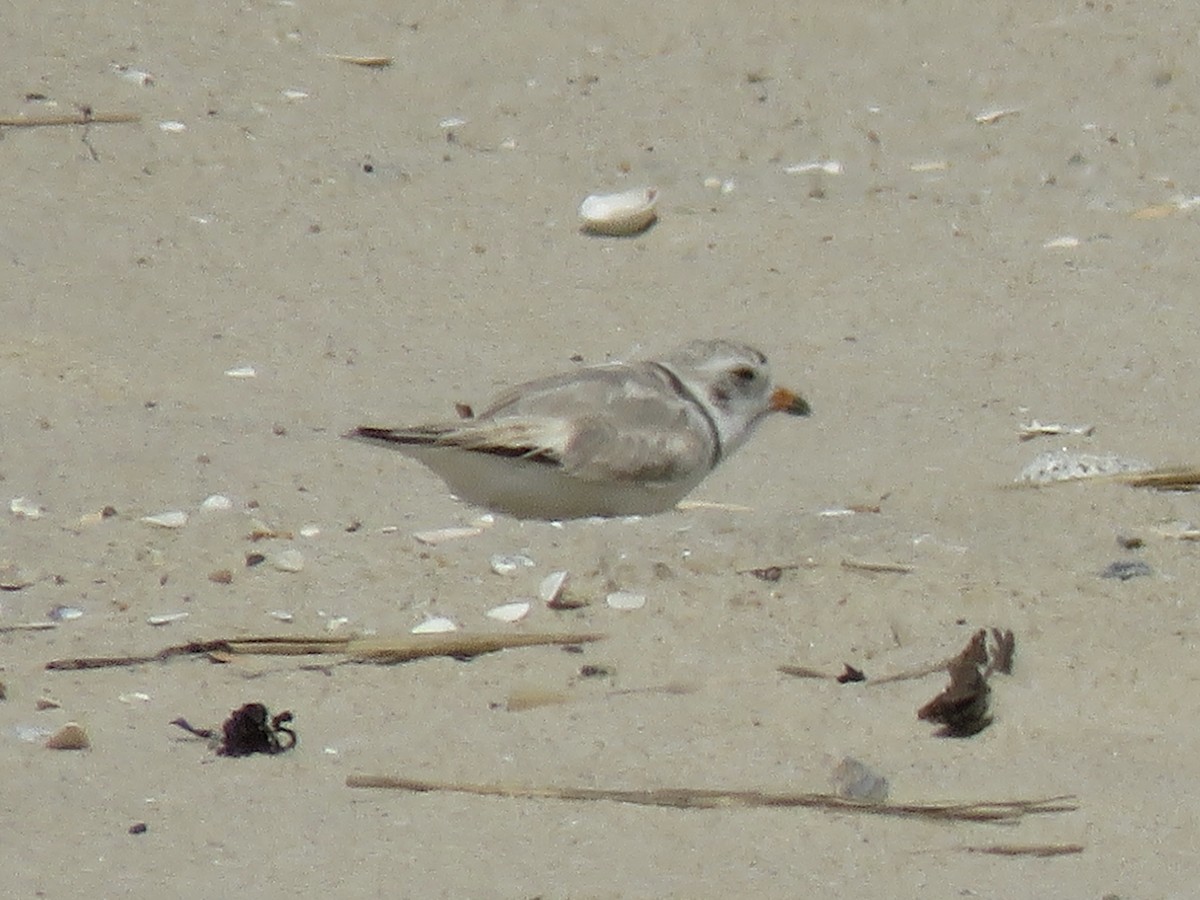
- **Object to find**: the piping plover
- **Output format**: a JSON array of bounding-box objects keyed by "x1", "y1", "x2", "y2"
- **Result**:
[{"x1": 348, "y1": 339, "x2": 810, "y2": 519}]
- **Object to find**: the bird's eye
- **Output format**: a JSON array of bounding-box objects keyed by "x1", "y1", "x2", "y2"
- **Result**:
[{"x1": 731, "y1": 366, "x2": 757, "y2": 382}]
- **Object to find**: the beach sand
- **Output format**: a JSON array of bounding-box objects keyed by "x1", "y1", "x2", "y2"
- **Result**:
[{"x1": 4, "y1": 2, "x2": 1199, "y2": 896}]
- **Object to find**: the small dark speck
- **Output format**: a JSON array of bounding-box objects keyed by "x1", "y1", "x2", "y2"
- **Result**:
[
  {"x1": 1101, "y1": 560, "x2": 1152, "y2": 581},
  {"x1": 362, "y1": 162, "x2": 374, "y2": 173},
  {"x1": 128, "y1": 822, "x2": 148, "y2": 835}
]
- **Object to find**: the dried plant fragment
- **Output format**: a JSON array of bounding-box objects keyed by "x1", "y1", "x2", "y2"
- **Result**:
[
  {"x1": 171, "y1": 702, "x2": 296, "y2": 756},
  {"x1": 918, "y1": 632, "x2": 993, "y2": 737},
  {"x1": 836, "y1": 664, "x2": 866, "y2": 684}
]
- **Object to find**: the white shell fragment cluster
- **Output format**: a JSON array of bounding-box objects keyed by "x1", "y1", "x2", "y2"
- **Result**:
[
  {"x1": 1018, "y1": 450, "x2": 1151, "y2": 484},
  {"x1": 578, "y1": 187, "x2": 658, "y2": 236}
]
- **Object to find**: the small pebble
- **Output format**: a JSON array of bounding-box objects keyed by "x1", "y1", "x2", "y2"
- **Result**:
[
  {"x1": 208, "y1": 569, "x2": 233, "y2": 585},
  {"x1": 299, "y1": 524, "x2": 320, "y2": 538},
  {"x1": 128, "y1": 822, "x2": 148, "y2": 835},
  {"x1": 45, "y1": 722, "x2": 90, "y2": 750},
  {"x1": 200, "y1": 494, "x2": 233, "y2": 511},
  {"x1": 224, "y1": 365, "x2": 257, "y2": 378},
  {"x1": 269, "y1": 610, "x2": 294, "y2": 623},
  {"x1": 35, "y1": 697, "x2": 61, "y2": 711},
  {"x1": 1100, "y1": 560, "x2": 1152, "y2": 581},
  {"x1": 831, "y1": 757, "x2": 889, "y2": 803}
]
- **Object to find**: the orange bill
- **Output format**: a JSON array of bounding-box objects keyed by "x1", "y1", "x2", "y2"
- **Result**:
[{"x1": 770, "y1": 386, "x2": 811, "y2": 417}]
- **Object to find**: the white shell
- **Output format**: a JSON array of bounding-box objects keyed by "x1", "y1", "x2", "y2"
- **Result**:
[
  {"x1": 224, "y1": 365, "x2": 257, "y2": 378},
  {"x1": 141, "y1": 510, "x2": 188, "y2": 529},
  {"x1": 147, "y1": 612, "x2": 189, "y2": 626},
  {"x1": 45, "y1": 723, "x2": 90, "y2": 750},
  {"x1": 411, "y1": 616, "x2": 458, "y2": 634},
  {"x1": 269, "y1": 610, "x2": 295, "y2": 622},
  {"x1": 486, "y1": 601, "x2": 531, "y2": 623},
  {"x1": 272, "y1": 549, "x2": 305, "y2": 572},
  {"x1": 200, "y1": 494, "x2": 233, "y2": 511},
  {"x1": 413, "y1": 526, "x2": 484, "y2": 545},
  {"x1": 9, "y1": 497, "x2": 43, "y2": 519},
  {"x1": 1043, "y1": 235, "x2": 1081, "y2": 249},
  {"x1": 1018, "y1": 450, "x2": 1150, "y2": 485},
  {"x1": 489, "y1": 553, "x2": 535, "y2": 576},
  {"x1": 784, "y1": 160, "x2": 843, "y2": 175},
  {"x1": 538, "y1": 570, "x2": 570, "y2": 605},
  {"x1": 605, "y1": 591, "x2": 646, "y2": 611},
  {"x1": 579, "y1": 187, "x2": 658, "y2": 236}
]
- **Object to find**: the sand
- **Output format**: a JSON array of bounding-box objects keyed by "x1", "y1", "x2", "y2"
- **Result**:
[{"x1": 4, "y1": 2, "x2": 1199, "y2": 896}]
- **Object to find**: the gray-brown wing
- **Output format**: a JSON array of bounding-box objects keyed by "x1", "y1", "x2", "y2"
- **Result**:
[
  {"x1": 352, "y1": 362, "x2": 714, "y2": 484},
  {"x1": 479, "y1": 363, "x2": 715, "y2": 483}
]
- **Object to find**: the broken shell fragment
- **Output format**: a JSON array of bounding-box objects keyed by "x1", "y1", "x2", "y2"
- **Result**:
[
  {"x1": 1018, "y1": 450, "x2": 1150, "y2": 484},
  {"x1": 411, "y1": 616, "x2": 458, "y2": 634},
  {"x1": 46, "y1": 722, "x2": 90, "y2": 750},
  {"x1": 0, "y1": 563, "x2": 33, "y2": 591},
  {"x1": 10, "y1": 497, "x2": 43, "y2": 519},
  {"x1": 413, "y1": 526, "x2": 484, "y2": 545},
  {"x1": 579, "y1": 187, "x2": 658, "y2": 236},
  {"x1": 200, "y1": 494, "x2": 233, "y2": 511},
  {"x1": 831, "y1": 757, "x2": 889, "y2": 803},
  {"x1": 272, "y1": 549, "x2": 305, "y2": 573},
  {"x1": 486, "y1": 601, "x2": 531, "y2": 623},
  {"x1": 147, "y1": 612, "x2": 189, "y2": 626},
  {"x1": 141, "y1": 510, "x2": 188, "y2": 529},
  {"x1": 538, "y1": 570, "x2": 570, "y2": 606},
  {"x1": 490, "y1": 553, "x2": 535, "y2": 576},
  {"x1": 605, "y1": 591, "x2": 646, "y2": 611}
]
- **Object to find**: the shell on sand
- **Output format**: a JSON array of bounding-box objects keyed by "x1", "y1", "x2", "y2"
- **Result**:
[
  {"x1": 46, "y1": 722, "x2": 90, "y2": 750},
  {"x1": 578, "y1": 187, "x2": 658, "y2": 236}
]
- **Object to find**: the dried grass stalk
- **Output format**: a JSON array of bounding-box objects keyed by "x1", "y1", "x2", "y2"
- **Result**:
[
  {"x1": 45, "y1": 632, "x2": 603, "y2": 670},
  {"x1": 346, "y1": 774, "x2": 1076, "y2": 823}
]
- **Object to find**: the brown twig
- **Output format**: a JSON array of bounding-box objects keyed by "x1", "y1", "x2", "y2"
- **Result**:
[
  {"x1": 959, "y1": 843, "x2": 1084, "y2": 857},
  {"x1": 45, "y1": 632, "x2": 603, "y2": 670},
  {"x1": 841, "y1": 558, "x2": 914, "y2": 575},
  {"x1": 347, "y1": 774, "x2": 1076, "y2": 823},
  {"x1": 0, "y1": 111, "x2": 141, "y2": 127}
]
